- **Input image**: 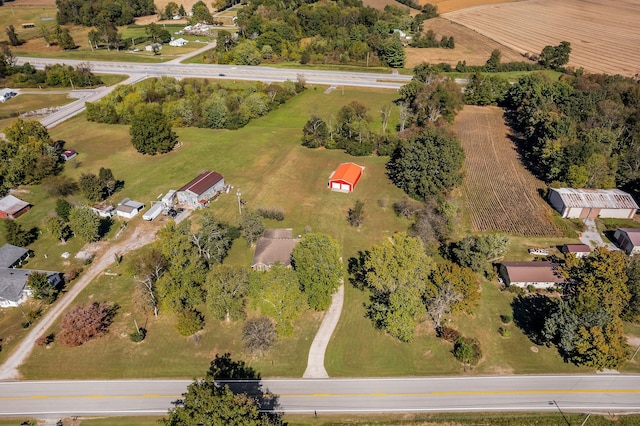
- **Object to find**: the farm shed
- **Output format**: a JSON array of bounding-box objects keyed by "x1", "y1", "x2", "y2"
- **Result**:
[
  {"x1": 548, "y1": 188, "x2": 638, "y2": 219},
  {"x1": 0, "y1": 195, "x2": 30, "y2": 219},
  {"x1": 143, "y1": 203, "x2": 163, "y2": 221},
  {"x1": 61, "y1": 150, "x2": 78, "y2": 161},
  {"x1": 561, "y1": 244, "x2": 592, "y2": 258},
  {"x1": 251, "y1": 229, "x2": 301, "y2": 271},
  {"x1": 115, "y1": 198, "x2": 145, "y2": 219},
  {"x1": 328, "y1": 162, "x2": 364, "y2": 193},
  {"x1": 0, "y1": 244, "x2": 29, "y2": 269},
  {"x1": 177, "y1": 171, "x2": 225, "y2": 208},
  {"x1": 162, "y1": 190, "x2": 177, "y2": 208},
  {"x1": 169, "y1": 38, "x2": 188, "y2": 46},
  {"x1": 0, "y1": 269, "x2": 62, "y2": 308},
  {"x1": 499, "y1": 261, "x2": 565, "y2": 289},
  {"x1": 614, "y1": 228, "x2": 640, "y2": 256}
]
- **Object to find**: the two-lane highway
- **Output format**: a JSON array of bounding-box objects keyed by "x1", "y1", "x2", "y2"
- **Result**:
[
  {"x1": 16, "y1": 57, "x2": 412, "y2": 90},
  {"x1": 1, "y1": 375, "x2": 639, "y2": 417}
]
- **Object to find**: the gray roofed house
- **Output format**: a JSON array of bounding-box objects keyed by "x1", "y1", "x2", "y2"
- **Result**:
[
  {"x1": 251, "y1": 229, "x2": 301, "y2": 271},
  {"x1": 0, "y1": 244, "x2": 29, "y2": 268},
  {"x1": 0, "y1": 269, "x2": 62, "y2": 308}
]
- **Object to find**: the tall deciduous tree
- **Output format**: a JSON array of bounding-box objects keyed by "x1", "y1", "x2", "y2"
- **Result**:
[
  {"x1": 68, "y1": 205, "x2": 100, "y2": 242},
  {"x1": 192, "y1": 211, "x2": 232, "y2": 265},
  {"x1": 386, "y1": 128, "x2": 465, "y2": 200},
  {"x1": 240, "y1": 209, "x2": 264, "y2": 247},
  {"x1": 129, "y1": 103, "x2": 177, "y2": 155},
  {"x1": 624, "y1": 257, "x2": 640, "y2": 323},
  {"x1": 5, "y1": 25, "x2": 22, "y2": 46},
  {"x1": 205, "y1": 265, "x2": 250, "y2": 322},
  {"x1": 363, "y1": 233, "x2": 434, "y2": 342},
  {"x1": 250, "y1": 264, "x2": 307, "y2": 336},
  {"x1": 127, "y1": 248, "x2": 166, "y2": 317},
  {"x1": 27, "y1": 272, "x2": 59, "y2": 303},
  {"x1": 44, "y1": 215, "x2": 68, "y2": 242},
  {"x1": 78, "y1": 173, "x2": 103, "y2": 202},
  {"x1": 301, "y1": 116, "x2": 329, "y2": 148},
  {"x1": 292, "y1": 233, "x2": 342, "y2": 311}
]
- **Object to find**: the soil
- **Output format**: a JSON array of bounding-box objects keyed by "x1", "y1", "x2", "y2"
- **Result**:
[
  {"x1": 405, "y1": 17, "x2": 525, "y2": 68},
  {"x1": 443, "y1": 0, "x2": 640, "y2": 77},
  {"x1": 454, "y1": 105, "x2": 561, "y2": 237}
]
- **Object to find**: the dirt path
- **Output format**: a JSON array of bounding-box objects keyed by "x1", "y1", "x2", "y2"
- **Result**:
[{"x1": 0, "y1": 223, "x2": 159, "y2": 380}]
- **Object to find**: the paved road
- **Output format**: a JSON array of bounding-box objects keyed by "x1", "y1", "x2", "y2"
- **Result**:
[
  {"x1": 0, "y1": 375, "x2": 639, "y2": 417},
  {"x1": 16, "y1": 57, "x2": 412, "y2": 89}
]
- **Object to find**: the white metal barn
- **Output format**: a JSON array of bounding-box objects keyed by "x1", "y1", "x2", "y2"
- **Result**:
[
  {"x1": 143, "y1": 203, "x2": 163, "y2": 221},
  {"x1": 548, "y1": 188, "x2": 638, "y2": 219}
]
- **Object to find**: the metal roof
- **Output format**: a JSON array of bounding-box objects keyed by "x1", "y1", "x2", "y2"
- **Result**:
[
  {"x1": 178, "y1": 171, "x2": 224, "y2": 196},
  {"x1": 501, "y1": 261, "x2": 566, "y2": 283},
  {"x1": 329, "y1": 163, "x2": 364, "y2": 185},
  {"x1": 618, "y1": 228, "x2": 640, "y2": 246},
  {"x1": 550, "y1": 188, "x2": 639, "y2": 209},
  {"x1": 0, "y1": 195, "x2": 29, "y2": 215}
]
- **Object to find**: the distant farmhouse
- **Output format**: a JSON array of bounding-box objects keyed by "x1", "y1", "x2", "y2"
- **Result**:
[
  {"x1": 251, "y1": 229, "x2": 301, "y2": 271},
  {"x1": 548, "y1": 188, "x2": 638, "y2": 219},
  {"x1": 328, "y1": 162, "x2": 364, "y2": 193},
  {"x1": 0, "y1": 195, "x2": 31, "y2": 219},
  {"x1": 0, "y1": 244, "x2": 61, "y2": 308},
  {"x1": 614, "y1": 228, "x2": 640, "y2": 256},
  {"x1": 499, "y1": 261, "x2": 566, "y2": 289},
  {"x1": 561, "y1": 244, "x2": 592, "y2": 258},
  {"x1": 177, "y1": 171, "x2": 225, "y2": 208}
]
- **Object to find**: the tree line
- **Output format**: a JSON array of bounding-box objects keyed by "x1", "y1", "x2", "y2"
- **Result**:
[
  {"x1": 56, "y1": 0, "x2": 155, "y2": 27},
  {"x1": 127, "y1": 214, "x2": 343, "y2": 350}
]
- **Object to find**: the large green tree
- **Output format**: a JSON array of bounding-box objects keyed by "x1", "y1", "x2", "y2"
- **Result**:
[
  {"x1": 68, "y1": 205, "x2": 100, "y2": 242},
  {"x1": 382, "y1": 35, "x2": 405, "y2": 68},
  {"x1": 129, "y1": 103, "x2": 177, "y2": 155},
  {"x1": 363, "y1": 233, "x2": 434, "y2": 342},
  {"x1": 386, "y1": 128, "x2": 465, "y2": 200},
  {"x1": 250, "y1": 264, "x2": 307, "y2": 336},
  {"x1": 27, "y1": 272, "x2": 59, "y2": 303},
  {"x1": 205, "y1": 265, "x2": 250, "y2": 322},
  {"x1": 292, "y1": 233, "x2": 342, "y2": 311}
]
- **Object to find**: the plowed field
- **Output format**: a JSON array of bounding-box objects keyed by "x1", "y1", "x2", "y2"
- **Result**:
[
  {"x1": 455, "y1": 106, "x2": 561, "y2": 237},
  {"x1": 444, "y1": 0, "x2": 640, "y2": 76},
  {"x1": 405, "y1": 17, "x2": 525, "y2": 68}
]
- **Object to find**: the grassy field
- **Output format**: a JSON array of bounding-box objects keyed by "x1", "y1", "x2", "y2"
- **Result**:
[
  {"x1": 0, "y1": 93, "x2": 73, "y2": 120},
  {"x1": 15, "y1": 85, "x2": 414, "y2": 379},
  {"x1": 0, "y1": 6, "x2": 58, "y2": 44}
]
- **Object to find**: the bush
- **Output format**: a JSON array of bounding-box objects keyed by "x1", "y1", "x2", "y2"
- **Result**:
[
  {"x1": 498, "y1": 327, "x2": 511, "y2": 337},
  {"x1": 438, "y1": 326, "x2": 460, "y2": 342},
  {"x1": 526, "y1": 284, "x2": 536, "y2": 293},
  {"x1": 500, "y1": 314, "x2": 512, "y2": 324},
  {"x1": 129, "y1": 328, "x2": 147, "y2": 342},
  {"x1": 36, "y1": 333, "x2": 55, "y2": 346},
  {"x1": 63, "y1": 267, "x2": 82, "y2": 282},
  {"x1": 242, "y1": 316, "x2": 277, "y2": 355},
  {"x1": 505, "y1": 285, "x2": 525, "y2": 295},
  {"x1": 175, "y1": 308, "x2": 204, "y2": 336},
  {"x1": 256, "y1": 207, "x2": 285, "y2": 221},
  {"x1": 453, "y1": 337, "x2": 482, "y2": 366},
  {"x1": 58, "y1": 301, "x2": 117, "y2": 347}
]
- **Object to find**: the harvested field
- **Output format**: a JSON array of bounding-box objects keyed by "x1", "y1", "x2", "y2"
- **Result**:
[
  {"x1": 444, "y1": 0, "x2": 640, "y2": 77},
  {"x1": 363, "y1": 0, "x2": 420, "y2": 15},
  {"x1": 419, "y1": 0, "x2": 513, "y2": 14},
  {"x1": 405, "y1": 17, "x2": 525, "y2": 68},
  {"x1": 455, "y1": 105, "x2": 561, "y2": 237}
]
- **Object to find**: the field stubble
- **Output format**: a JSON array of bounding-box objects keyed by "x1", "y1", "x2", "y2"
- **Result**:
[{"x1": 455, "y1": 105, "x2": 561, "y2": 237}]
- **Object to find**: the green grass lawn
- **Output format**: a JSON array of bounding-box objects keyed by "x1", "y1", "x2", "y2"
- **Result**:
[{"x1": 0, "y1": 93, "x2": 74, "y2": 120}]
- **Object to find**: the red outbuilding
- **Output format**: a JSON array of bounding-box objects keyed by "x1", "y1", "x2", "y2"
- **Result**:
[{"x1": 328, "y1": 162, "x2": 364, "y2": 193}]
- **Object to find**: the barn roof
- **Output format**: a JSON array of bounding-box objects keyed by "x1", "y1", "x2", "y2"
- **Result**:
[
  {"x1": 329, "y1": 163, "x2": 364, "y2": 185},
  {"x1": 618, "y1": 228, "x2": 640, "y2": 246},
  {"x1": 252, "y1": 229, "x2": 300, "y2": 268},
  {"x1": 0, "y1": 195, "x2": 29, "y2": 215},
  {"x1": 550, "y1": 188, "x2": 639, "y2": 210},
  {"x1": 562, "y1": 244, "x2": 592, "y2": 253},
  {"x1": 0, "y1": 244, "x2": 29, "y2": 268},
  {"x1": 501, "y1": 261, "x2": 566, "y2": 283},
  {"x1": 178, "y1": 171, "x2": 224, "y2": 196}
]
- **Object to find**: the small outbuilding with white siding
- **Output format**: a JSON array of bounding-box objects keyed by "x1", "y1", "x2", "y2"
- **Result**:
[
  {"x1": 499, "y1": 261, "x2": 566, "y2": 289},
  {"x1": 548, "y1": 188, "x2": 638, "y2": 219}
]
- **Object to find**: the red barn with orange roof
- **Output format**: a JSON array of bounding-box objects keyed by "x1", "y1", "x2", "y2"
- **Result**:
[{"x1": 328, "y1": 162, "x2": 364, "y2": 193}]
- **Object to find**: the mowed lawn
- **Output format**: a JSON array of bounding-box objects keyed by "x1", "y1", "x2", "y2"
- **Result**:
[{"x1": 18, "y1": 85, "x2": 416, "y2": 379}]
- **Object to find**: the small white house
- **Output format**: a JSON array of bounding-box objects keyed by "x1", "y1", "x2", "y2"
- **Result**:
[
  {"x1": 115, "y1": 198, "x2": 145, "y2": 219},
  {"x1": 143, "y1": 203, "x2": 163, "y2": 221},
  {"x1": 169, "y1": 38, "x2": 188, "y2": 47},
  {"x1": 0, "y1": 88, "x2": 17, "y2": 103}
]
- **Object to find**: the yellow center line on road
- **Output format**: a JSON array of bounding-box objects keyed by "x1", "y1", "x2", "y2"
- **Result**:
[{"x1": 2, "y1": 389, "x2": 639, "y2": 401}]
